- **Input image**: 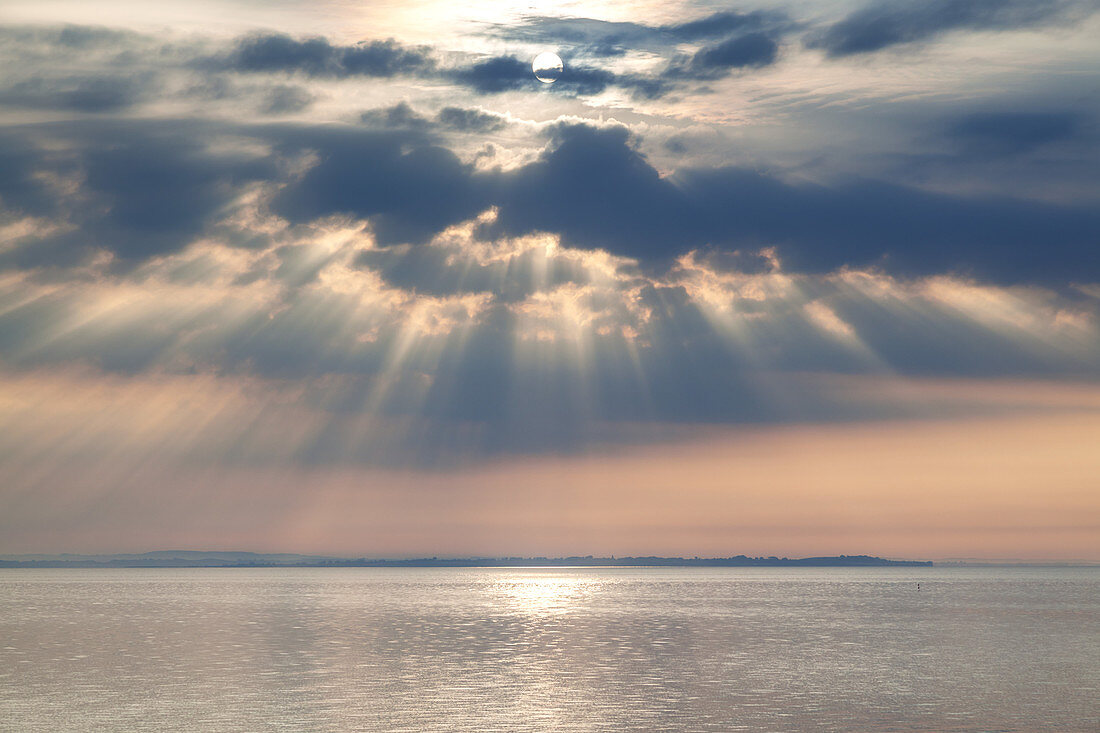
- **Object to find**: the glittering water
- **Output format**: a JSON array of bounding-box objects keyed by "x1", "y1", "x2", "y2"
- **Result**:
[{"x1": 1, "y1": 567, "x2": 1097, "y2": 732}]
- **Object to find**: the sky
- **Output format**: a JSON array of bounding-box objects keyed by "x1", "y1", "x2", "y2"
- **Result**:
[{"x1": 1, "y1": 0, "x2": 1098, "y2": 560}]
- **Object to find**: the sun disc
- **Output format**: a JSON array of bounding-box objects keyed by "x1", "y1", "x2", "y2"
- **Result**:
[{"x1": 532, "y1": 52, "x2": 563, "y2": 83}]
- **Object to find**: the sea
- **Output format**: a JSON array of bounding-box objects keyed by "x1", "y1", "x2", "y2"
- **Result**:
[{"x1": 1, "y1": 567, "x2": 1096, "y2": 732}]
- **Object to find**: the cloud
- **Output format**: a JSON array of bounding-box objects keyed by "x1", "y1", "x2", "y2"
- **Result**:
[
  {"x1": 0, "y1": 121, "x2": 277, "y2": 269},
  {"x1": 0, "y1": 24, "x2": 144, "y2": 56},
  {"x1": 219, "y1": 33, "x2": 627, "y2": 98},
  {"x1": 475, "y1": 12, "x2": 790, "y2": 92},
  {"x1": 0, "y1": 22, "x2": 785, "y2": 107},
  {"x1": 3, "y1": 117, "x2": 1098, "y2": 287},
  {"x1": 449, "y1": 55, "x2": 531, "y2": 93},
  {"x1": 0, "y1": 133, "x2": 66, "y2": 219},
  {"x1": 358, "y1": 101, "x2": 432, "y2": 130},
  {"x1": 684, "y1": 32, "x2": 780, "y2": 77},
  {"x1": 484, "y1": 11, "x2": 793, "y2": 56},
  {"x1": 673, "y1": 165, "x2": 1100, "y2": 285},
  {"x1": 357, "y1": 102, "x2": 510, "y2": 135},
  {"x1": 436, "y1": 106, "x2": 508, "y2": 133},
  {"x1": 450, "y1": 54, "x2": 617, "y2": 95},
  {"x1": 355, "y1": 236, "x2": 592, "y2": 301},
  {"x1": 259, "y1": 84, "x2": 316, "y2": 115},
  {"x1": 485, "y1": 123, "x2": 1100, "y2": 285},
  {"x1": 664, "y1": 11, "x2": 786, "y2": 41},
  {"x1": 218, "y1": 33, "x2": 435, "y2": 77},
  {"x1": 945, "y1": 111, "x2": 1086, "y2": 155},
  {"x1": 487, "y1": 124, "x2": 694, "y2": 261},
  {"x1": 270, "y1": 125, "x2": 493, "y2": 245},
  {"x1": 0, "y1": 27, "x2": 169, "y2": 113},
  {"x1": 0, "y1": 75, "x2": 151, "y2": 112},
  {"x1": 45, "y1": 24, "x2": 139, "y2": 49},
  {"x1": 809, "y1": 0, "x2": 1089, "y2": 57}
]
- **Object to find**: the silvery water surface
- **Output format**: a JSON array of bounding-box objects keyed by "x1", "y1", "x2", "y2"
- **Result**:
[{"x1": 1, "y1": 567, "x2": 1096, "y2": 732}]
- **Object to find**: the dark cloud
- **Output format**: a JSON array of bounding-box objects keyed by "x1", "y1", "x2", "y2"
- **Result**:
[
  {"x1": 358, "y1": 102, "x2": 510, "y2": 135},
  {"x1": 685, "y1": 32, "x2": 780, "y2": 76},
  {"x1": 478, "y1": 16, "x2": 643, "y2": 57},
  {"x1": 809, "y1": 0, "x2": 1087, "y2": 57},
  {"x1": 3, "y1": 117, "x2": 1097, "y2": 287},
  {"x1": 687, "y1": 166, "x2": 1100, "y2": 286},
  {"x1": 0, "y1": 21, "x2": 785, "y2": 105},
  {"x1": 689, "y1": 247, "x2": 778, "y2": 276},
  {"x1": 450, "y1": 55, "x2": 530, "y2": 93},
  {"x1": 664, "y1": 11, "x2": 785, "y2": 40},
  {"x1": 259, "y1": 84, "x2": 316, "y2": 114},
  {"x1": 0, "y1": 134, "x2": 67, "y2": 218},
  {"x1": 51, "y1": 24, "x2": 140, "y2": 49},
  {"x1": 436, "y1": 106, "x2": 508, "y2": 133},
  {"x1": 0, "y1": 24, "x2": 143, "y2": 54},
  {"x1": 486, "y1": 124, "x2": 694, "y2": 261},
  {"x1": 79, "y1": 134, "x2": 274, "y2": 263},
  {"x1": 945, "y1": 111, "x2": 1086, "y2": 155},
  {"x1": 213, "y1": 31, "x2": 632, "y2": 97},
  {"x1": 359, "y1": 101, "x2": 432, "y2": 129},
  {"x1": 218, "y1": 33, "x2": 434, "y2": 77},
  {"x1": 450, "y1": 55, "x2": 616, "y2": 95},
  {"x1": 0, "y1": 121, "x2": 276, "y2": 269},
  {"x1": 0, "y1": 75, "x2": 150, "y2": 112},
  {"x1": 270, "y1": 126, "x2": 492, "y2": 245},
  {"x1": 473, "y1": 12, "x2": 790, "y2": 92},
  {"x1": 485, "y1": 11, "x2": 792, "y2": 56},
  {"x1": 485, "y1": 123, "x2": 1100, "y2": 285}
]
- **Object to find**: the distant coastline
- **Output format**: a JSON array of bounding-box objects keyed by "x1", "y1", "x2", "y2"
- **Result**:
[{"x1": 0, "y1": 552, "x2": 933, "y2": 568}]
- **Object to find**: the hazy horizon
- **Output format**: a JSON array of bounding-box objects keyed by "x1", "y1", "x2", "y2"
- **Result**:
[{"x1": 5, "y1": 550, "x2": 1099, "y2": 567}]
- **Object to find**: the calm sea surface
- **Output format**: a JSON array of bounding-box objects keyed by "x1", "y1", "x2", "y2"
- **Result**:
[{"x1": 1, "y1": 567, "x2": 1097, "y2": 732}]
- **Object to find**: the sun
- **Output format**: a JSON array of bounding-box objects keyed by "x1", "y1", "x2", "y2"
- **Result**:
[{"x1": 532, "y1": 51, "x2": 564, "y2": 83}]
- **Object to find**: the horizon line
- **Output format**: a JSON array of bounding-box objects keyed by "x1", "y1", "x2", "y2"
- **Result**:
[{"x1": 4, "y1": 551, "x2": 1098, "y2": 568}]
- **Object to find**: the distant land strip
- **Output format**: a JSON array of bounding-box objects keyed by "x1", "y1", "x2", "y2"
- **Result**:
[{"x1": 0, "y1": 552, "x2": 932, "y2": 568}]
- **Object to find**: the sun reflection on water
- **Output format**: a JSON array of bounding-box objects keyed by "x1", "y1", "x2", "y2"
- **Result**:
[{"x1": 494, "y1": 572, "x2": 596, "y2": 615}]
